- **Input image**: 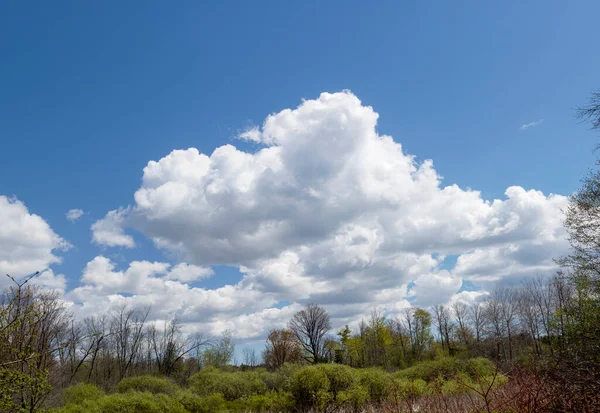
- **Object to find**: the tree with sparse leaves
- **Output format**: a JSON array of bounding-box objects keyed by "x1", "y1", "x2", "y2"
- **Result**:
[
  {"x1": 288, "y1": 304, "x2": 331, "y2": 364},
  {"x1": 0, "y1": 273, "x2": 69, "y2": 413}
]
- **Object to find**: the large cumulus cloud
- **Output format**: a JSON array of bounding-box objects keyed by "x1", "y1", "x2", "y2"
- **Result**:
[
  {"x1": 0, "y1": 195, "x2": 69, "y2": 288},
  {"x1": 88, "y1": 91, "x2": 569, "y2": 338}
]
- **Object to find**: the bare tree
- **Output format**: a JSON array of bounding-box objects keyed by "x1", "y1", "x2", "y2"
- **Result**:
[
  {"x1": 148, "y1": 317, "x2": 208, "y2": 376},
  {"x1": 469, "y1": 301, "x2": 486, "y2": 343},
  {"x1": 577, "y1": 88, "x2": 600, "y2": 131},
  {"x1": 485, "y1": 295, "x2": 505, "y2": 360},
  {"x1": 517, "y1": 287, "x2": 543, "y2": 357},
  {"x1": 288, "y1": 304, "x2": 331, "y2": 364},
  {"x1": 496, "y1": 287, "x2": 518, "y2": 362},
  {"x1": 83, "y1": 315, "x2": 108, "y2": 384},
  {"x1": 242, "y1": 347, "x2": 259, "y2": 367},
  {"x1": 110, "y1": 305, "x2": 149, "y2": 380},
  {"x1": 452, "y1": 301, "x2": 471, "y2": 345},
  {"x1": 433, "y1": 305, "x2": 452, "y2": 353}
]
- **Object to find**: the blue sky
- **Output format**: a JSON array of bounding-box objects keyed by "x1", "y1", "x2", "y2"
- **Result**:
[{"x1": 1, "y1": 1, "x2": 599, "y2": 351}]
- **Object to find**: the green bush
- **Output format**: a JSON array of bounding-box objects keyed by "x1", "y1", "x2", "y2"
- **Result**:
[
  {"x1": 427, "y1": 370, "x2": 507, "y2": 396},
  {"x1": 51, "y1": 400, "x2": 101, "y2": 413},
  {"x1": 114, "y1": 375, "x2": 179, "y2": 396},
  {"x1": 52, "y1": 360, "x2": 506, "y2": 413},
  {"x1": 357, "y1": 368, "x2": 392, "y2": 403},
  {"x1": 61, "y1": 383, "x2": 104, "y2": 405},
  {"x1": 393, "y1": 378, "x2": 429, "y2": 398},
  {"x1": 54, "y1": 391, "x2": 188, "y2": 413},
  {"x1": 189, "y1": 367, "x2": 267, "y2": 401},
  {"x1": 175, "y1": 390, "x2": 227, "y2": 413},
  {"x1": 337, "y1": 385, "x2": 369, "y2": 411},
  {"x1": 290, "y1": 365, "x2": 331, "y2": 410},
  {"x1": 479, "y1": 373, "x2": 509, "y2": 389},
  {"x1": 95, "y1": 391, "x2": 187, "y2": 413},
  {"x1": 437, "y1": 376, "x2": 469, "y2": 395},
  {"x1": 231, "y1": 390, "x2": 294, "y2": 413},
  {"x1": 395, "y1": 356, "x2": 495, "y2": 382},
  {"x1": 464, "y1": 357, "x2": 496, "y2": 378},
  {"x1": 317, "y1": 364, "x2": 356, "y2": 401},
  {"x1": 259, "y1": 363, "x2": 302, "y2": 391}
]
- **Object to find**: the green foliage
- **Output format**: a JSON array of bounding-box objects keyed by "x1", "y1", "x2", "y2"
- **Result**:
[
  {"x1": 95, "y1": 391, "x2": 188, "y2": 413},
  {"x1": 61, "y1": 382, "x2": 105, "y2": 405},
  {"x1": 0, "y1": 285, "x2": 55, "y2": 412},
  {"x1": 357, "y1": 367, "x2": 392, "y2": 402},
  {"x1": 337, "y1": 385, "x2": 369, "y2": 411},
  {"x1": 188, "y1": 367, "x2": 267, "y2": 401},
  {"x1": 317, "y1": 363, "x2": 356, "y2": 400},
  {"x1": 51, "y1": 400, "x2": 102, "y2": 413},
  {"x1": 436, "y1": 376, "x2": 468, "y2": 395},
  {"x1": 202, "y1": 331, "x2": 234, "y2": 368},
  {"x1": 238, "y1": 390, "x2": 294, "y2": 412},
  {"x1": 52, "y1": 360, "x2": 512, "y2": 413},
  {"x1": 259, "y1": 363, "x2": 302, "y2": 391},
  {"x1": 289, "y1": 365, "x2": 331, "y2": 410},
  {"x1": 395, "y1": 356, "x2": 495, "y2": 382},
  {"x1": 393, "y1": 378, "x2": 429, "y2": 398},
  {"x1": 53, "y1": 391, "x2": 188, "y2": 413},
  {"x1": 114, "y1": 375, "x2": 179, "y2": 395},
  {"x1": 175, "y1": 391, "x2": 227, "y2": 413}
]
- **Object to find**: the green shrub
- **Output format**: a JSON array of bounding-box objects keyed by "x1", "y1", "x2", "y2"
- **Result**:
[
  {"x1": 337, "y1": 385, "x2": 369, "y2": 411},
  {"x1": 317, "y1": 364, "x2": 356, "y2": 401},
  {"x1": 231, "y1": 390, "x2": 294, "y2": 413},
  {"x1": 427, "y1": 370, "x2": 507, "y2": 396},
  {"x1": 95, "y1": 391, "x2": 187, "y2": 413},
  {"x1": 290, "y1": 365, "x2": 331, "y2": 410},
  {"x1": 259, "y1": 363, "x2": 302, "y2": 391},
  {"x1": 438, "y1": 377, "x2": 468, "y2": 395},
  {"x1": 479, "y1": 373, "x2": 509, "y2": 389},
  {"x1": 464, "y1": 357, "x2": 496, "y2": 378},
  {"x1": 175, "y1": 390, "x2": 227, "y2": 413},
  {"x1": 393, "y1": 378, "x2": 428, "y2": 399},
  {"x1": 114, "y1": 375, "x2": 179, "y2": 396},
  {"x1": 189, "y1": 367, "x2": 267, "y2": 401},
  {"x1": 51, "y1": 400, "x2": 101, "y2": 413},
  {"x1": 357, "y1": 368, "x2": 392, "y2": 403},
  {"x1": 61, "y1": 383, "x2": 104, "y2": 405},
  {"x1": 395, "y1": 356, "x2": 495, "y2": 382}
]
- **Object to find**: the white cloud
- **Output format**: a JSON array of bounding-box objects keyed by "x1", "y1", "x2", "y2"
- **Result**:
[
  {"x1": 83, "y1": 91, "x2": 568, "y2": 338},
  {"x1": 520, "y1": 119, "x2": 543, "y2": 130},
  {"x1": 66, "y1": 208, "x2": 84, "y2": 222},
  {"x1": 29, "y1": 269, "x2": 67, "y2": 294},
  {"x1": 409, "y1": 270, "x2": 463, "y2": 307},
  {"x1": 165, "y1": 263, "x2": 214, "y2": 282},
  {"x1": 0, "y1": 196, "x2": 69, "y2": 286},
  {"x1": 449, "y1": 290, "x2": 490, "y2": 306},
  {"x1": 91, "y1": 207, "x2": 135, "y2": 248},
  {"x1": 68, "y1": 256, "x2": 277, "y2": 338}
]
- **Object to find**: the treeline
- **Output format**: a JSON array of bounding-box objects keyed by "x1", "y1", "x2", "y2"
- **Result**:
[
  {"x1": 0, "y1": 266, "x2": 597, "y2": 412},
  {"x1": 0, "y1": 278, "x2": 238, "y2": 411}
]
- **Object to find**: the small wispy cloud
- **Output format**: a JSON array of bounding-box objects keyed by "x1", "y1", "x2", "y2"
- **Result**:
[
  {"x1": 520, "y1": 119, "x2": 543, "y2": 131},
  {"x1": 65, "y1": 208, "x2": 84, "y2": 222}
]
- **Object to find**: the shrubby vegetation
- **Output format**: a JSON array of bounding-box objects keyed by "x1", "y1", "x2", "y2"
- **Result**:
[
  {"x1": 2, "y1": 90, "x2": 600, "y2": 411},
  {"x1": 49, "y1": 360, "x2": 510, "y2": 413}
]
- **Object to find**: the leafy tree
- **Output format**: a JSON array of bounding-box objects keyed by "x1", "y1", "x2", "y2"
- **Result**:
[{"x1": 0, "y1": 274, "x2": 69, "y2": 413}]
